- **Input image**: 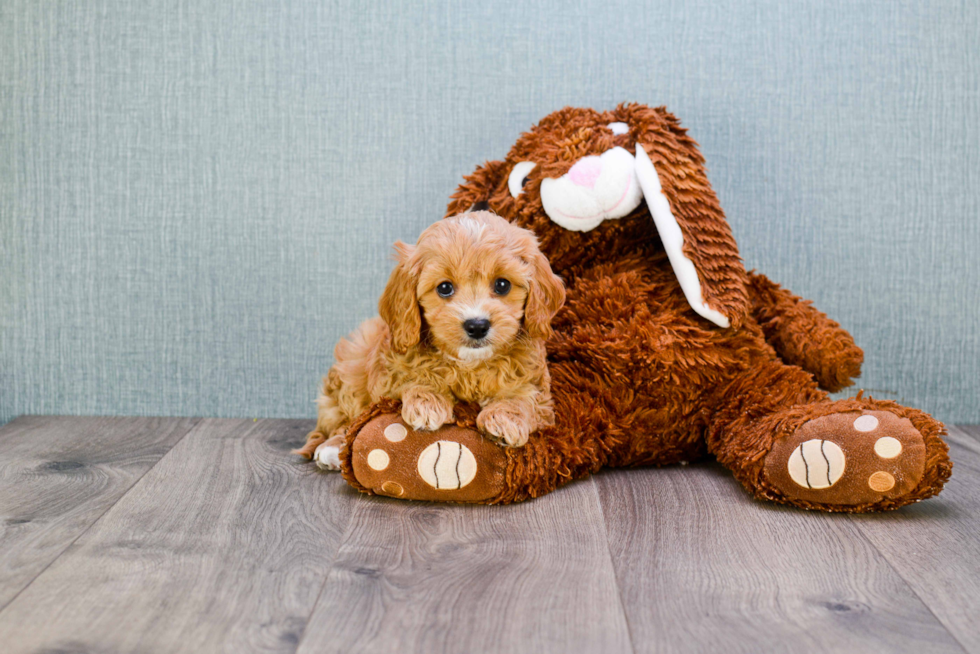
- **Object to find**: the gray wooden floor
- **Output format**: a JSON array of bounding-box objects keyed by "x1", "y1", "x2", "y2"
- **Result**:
[{"x1": 0, "y1": 418, "x2": 978, "y2": 654}]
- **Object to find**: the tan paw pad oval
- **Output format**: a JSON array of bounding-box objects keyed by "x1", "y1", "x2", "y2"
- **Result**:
[
  {"x1": 384, "y1": 423, "x2": 408, "y2": 442},
  {"x1": 869, "y1": 471, "x2": 896, "y2": 492},
  {"x1": 853, "y1": 415, "x2": 879, "y2": 432},
  {"x1": 874, "y1": 436, "x2": 903, "y2": 459},
  {"x1": 367, "y1": 449, "x2": 390, "y2": 471},
  {"x1": 381, "y1": 481, "x2": 404, "y2": 497},
  {"x1": 417, "y1": 441, "x2": 477, "y2": 490},
  {"x1": 788, "y1": 439, "x2": 846, "y2": 489}
]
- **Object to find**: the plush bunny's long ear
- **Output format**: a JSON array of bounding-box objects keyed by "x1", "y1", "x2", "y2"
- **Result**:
[
  {"x1": 445, "y1": 159, "x2": 509, "y2": 218},
  {"x1": 378, "y1": 242, "x2": 422, "y2": 353},
  {"x1": 634, "y1": 110, "x2": 749, "y2": 329}
]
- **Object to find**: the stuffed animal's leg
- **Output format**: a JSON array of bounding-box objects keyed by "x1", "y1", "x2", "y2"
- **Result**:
[
  {"x1": 706, "y1": 358, "x2": 951, "y2": 512},
  {"x1": 747, "y1": 272, "x2": 863, "y2": 392},
  {"x1": 338, "y1": 375, "x2": 616, "y2": 504},
  {"x1": 337, "y1": 399, "x2": 511, "y2": 502}
]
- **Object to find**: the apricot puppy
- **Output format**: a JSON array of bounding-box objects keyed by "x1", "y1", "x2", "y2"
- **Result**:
[{"x1": 295, "y1": 211, "x2": 565, "y2": 469}]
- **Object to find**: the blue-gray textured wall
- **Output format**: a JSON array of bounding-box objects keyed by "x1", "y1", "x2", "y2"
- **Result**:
[{"x1": 1, "y1": 0, "x2": 978, "y2": 426}]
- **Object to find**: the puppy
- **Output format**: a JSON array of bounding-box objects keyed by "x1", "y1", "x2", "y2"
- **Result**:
[{"x1": 295, "y1": 211, "x2": 566, "y2": 470}]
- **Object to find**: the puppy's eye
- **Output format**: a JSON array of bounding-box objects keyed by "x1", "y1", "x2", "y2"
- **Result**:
[
  {"x1": 493, "y1": 278, "x2": 511, "y2": 296},
  {"x1": 436, "y1": 281, "x2": 455, "y2": 298},
  {"x1": 507, "y1": 161, "x2": 537, "y2": 198}
]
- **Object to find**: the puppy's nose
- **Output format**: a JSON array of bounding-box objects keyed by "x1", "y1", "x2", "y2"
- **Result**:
[{"x1": 463, "y1": 318, "x2": 491, "y2": 340}]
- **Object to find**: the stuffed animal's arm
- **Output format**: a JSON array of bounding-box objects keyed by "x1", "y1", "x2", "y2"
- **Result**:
[{"x1": 747, "y1": 272, "x2": 863, "y2": 392}]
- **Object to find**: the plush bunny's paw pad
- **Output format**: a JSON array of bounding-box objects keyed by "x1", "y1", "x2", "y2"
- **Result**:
[
  {"x1": 765, "y1": 411, "x2": 926, "y2": 505},
  {"x1": 348, "y1": 414, "x2": 507, "y2": 502}
]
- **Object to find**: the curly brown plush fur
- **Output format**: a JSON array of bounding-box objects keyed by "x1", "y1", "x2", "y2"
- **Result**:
[{"x1": 332, "y1": 103, "x2": 950, "y2": 511}]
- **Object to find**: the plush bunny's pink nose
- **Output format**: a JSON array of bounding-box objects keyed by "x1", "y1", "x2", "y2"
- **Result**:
[{"x1": 567, "y1": 157, "x2": 602, "y2": 189}]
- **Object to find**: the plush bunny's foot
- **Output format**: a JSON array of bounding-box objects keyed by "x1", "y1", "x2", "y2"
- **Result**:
[
  {"x1": 343, "y1": 413, "x2": 508, "y2": 503},
  {"x1": 764, "y1": 410, "x2": 929, "y2": 507}
]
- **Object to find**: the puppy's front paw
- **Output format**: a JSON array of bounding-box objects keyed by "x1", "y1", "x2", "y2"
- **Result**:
[
  {"x1": 478, "y1": 402, "x2": 532, "y2": 448},
  {"x1": 401, "y1": 389, "x2": 454, "y2": 431},
  {"x1": 313, "y1": 441, "x2": 341, "y2": 471}
]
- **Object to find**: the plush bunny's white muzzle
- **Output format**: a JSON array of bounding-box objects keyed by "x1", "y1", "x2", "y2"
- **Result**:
[{"x1": 539, "y1": 147, "x2": 643, "y2": 232}]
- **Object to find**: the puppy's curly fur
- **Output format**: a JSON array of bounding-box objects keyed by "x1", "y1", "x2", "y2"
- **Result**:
[{"x1": 295, "y1": 211, "x2": 565, "y2": 466}]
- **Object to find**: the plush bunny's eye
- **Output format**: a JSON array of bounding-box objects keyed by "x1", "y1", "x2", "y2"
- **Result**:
[
  {"x1": 607, "y1": 122, "x2": 630, "y2": 135},
  {"x1": 508, "y1": 161, "x2": 537, "y2": 198}
]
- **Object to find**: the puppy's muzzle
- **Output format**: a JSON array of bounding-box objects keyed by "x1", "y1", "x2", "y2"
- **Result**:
[{"x1": 462, "y1": 318, "x2": 491, "y2": 340}]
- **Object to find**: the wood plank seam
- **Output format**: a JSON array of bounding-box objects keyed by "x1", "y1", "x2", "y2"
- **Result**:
[
  {"x1": 952, "y1": 425, "x2": 980, "y2": 450},
  {"x1": 0, "y1": 418, "x2": 357, "y2": 652},
  {"x1": 296, "y1": 476, "x2": 635, "y2": 653},
  {"x1": 590, "y1": 476, "x2": 639, "y2": 654},
  {"x1": 593, "y1": 458, "x2": 968, "y2": 653},
  {"x1": 0, "y1": 417, "x2": 201, "y2": 615},
  {"x1": 844, "y1": 425, "x2": 980, "y2": 654},
  {"x1": 959, "y1": 426, "x2": 980, "y2": 440},
  {"x1": 290, "y1": 478, "x2": 362, "y2": 654},
  {"x1": 844, "y1": 516, "x2": 969, "y2": 654}
]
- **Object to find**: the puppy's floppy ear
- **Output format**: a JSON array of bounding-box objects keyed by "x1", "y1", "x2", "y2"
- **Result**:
[
  {"x1": 522, "y1": 239, "x2": 566, "y2": 341},
  {"x1": 445, "y1": 159, "x2": 508, "y2": 218},
  {"x1": 378, "y1": 241, "x2": 421, "y2": 353}
]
